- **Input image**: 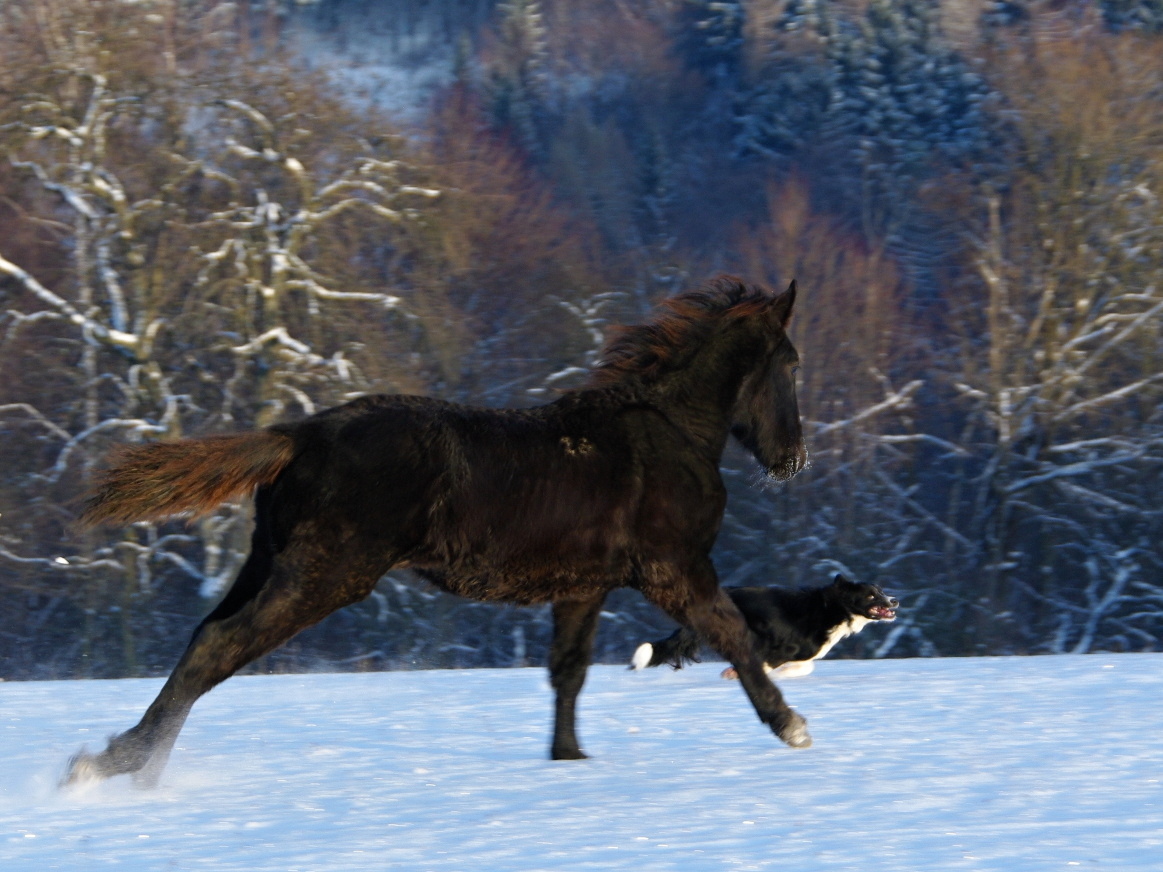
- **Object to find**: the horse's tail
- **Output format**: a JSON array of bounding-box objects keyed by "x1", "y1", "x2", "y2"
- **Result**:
[{"x1": 79, "y1": 430, "x2": 296, "y2": 527}]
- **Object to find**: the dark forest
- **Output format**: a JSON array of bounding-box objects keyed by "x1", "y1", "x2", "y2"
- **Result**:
[{"x1": 0, "y1": 0, "x2": 1160, "y2": 679}]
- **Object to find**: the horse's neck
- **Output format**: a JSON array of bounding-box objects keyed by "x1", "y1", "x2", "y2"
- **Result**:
[{"x1": 647, "y1": 334, "x2": 757, "y2": 457}]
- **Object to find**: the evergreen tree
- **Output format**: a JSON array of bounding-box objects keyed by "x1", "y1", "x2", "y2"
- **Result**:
[
  {"x1": 733, "y1": 0, "x2": 836, "y2": 157},
  {"x1": 738, "y1": 0, "x2": 992, "y2": 178},
  {"x1": 677, "y1": 0, "x2": 747, "y2": 81},
  {"x1": 828, "y1": 0, "x2": 991, "y2": 175},
  {"x1": 980, "y1": 0, "x2": 1033, "y2": 28},
  {"x1": 733, "y1": 62, "x2": 833, "y2": 157},
  {"x1": 776, "y1": 0, "x2": 830, "y2": 34},
  {"x1": 486, "y1": 0, "x2": 550, "y2": 153},
  {"x1": 1102, "y1": 0, "x2": 1163, "y2": 32}
]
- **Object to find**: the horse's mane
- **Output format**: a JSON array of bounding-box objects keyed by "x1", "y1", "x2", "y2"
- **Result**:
[{"x1": 587, "y1": 275, "x2": 776, "y2": 387}]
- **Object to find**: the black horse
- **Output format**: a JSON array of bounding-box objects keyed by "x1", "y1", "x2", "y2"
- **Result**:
[{"x1": 65, "y1": 275, "x2": 809, "y2": 788}]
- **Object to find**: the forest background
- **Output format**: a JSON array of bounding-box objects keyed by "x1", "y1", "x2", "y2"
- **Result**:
[{"x1": 0, "y1": 0, "x2": 1160, "y2": 680}]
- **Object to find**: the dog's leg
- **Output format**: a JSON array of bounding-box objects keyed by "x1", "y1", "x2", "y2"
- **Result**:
[
  {"x1": 772, "y1": 660, "x2": 815, "y2": 678},
  {"x1": 548, "y1": 595, "x2": 605, "y2": 760}
]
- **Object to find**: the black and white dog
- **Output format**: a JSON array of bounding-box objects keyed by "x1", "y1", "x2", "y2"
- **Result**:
[{"x1": 631, "y1": 574, "x2": 898, "y2": 678}]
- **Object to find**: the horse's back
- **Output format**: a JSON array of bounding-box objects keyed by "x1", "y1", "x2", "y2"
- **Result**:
[
  {"x1": 268, "y1": 393, "x2": 639, "y2": 588},
  {"x1": 425, "y1": 395, "x2": 647, "y2": 599},
  {"x1": 265, "y1": 389, "x2": 730, "y2": 603}
]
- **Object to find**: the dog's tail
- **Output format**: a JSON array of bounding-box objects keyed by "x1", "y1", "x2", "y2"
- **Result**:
[
  {"x1": 79, "y1": 430, "x2": 296, "y2": 527},
  {"x1": 630, "y1": 627, "x2": 703, "y2": 671}
]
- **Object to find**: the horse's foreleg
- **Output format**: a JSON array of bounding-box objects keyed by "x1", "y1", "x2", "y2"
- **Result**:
[
  {"x1": 547, "y1": 595, "x2": 605, "y2": 760},
  {"x1": 687, "y1": 588, "x2": 812, "y2": 748},
  {"x1": 645, "y1": 562, "x2": 811, "y2": 749}
]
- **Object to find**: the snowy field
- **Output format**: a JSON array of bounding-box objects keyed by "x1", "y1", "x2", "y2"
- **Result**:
[{"x1": 2, "y1": 655, "x2": 1161, "y2": 871}]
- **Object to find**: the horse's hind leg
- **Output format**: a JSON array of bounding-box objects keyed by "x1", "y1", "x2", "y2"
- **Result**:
[
  {"x1": 548, "y1": 595, "x2": 605, "y2": 760},
  {"x1": 64, "y1": 538, "x2": 381, "y2": 788}
]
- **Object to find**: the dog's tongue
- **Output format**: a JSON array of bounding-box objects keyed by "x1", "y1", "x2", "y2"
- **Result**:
[{"x1": 872, "y1": 606, "x2": 896, "y2": 620}]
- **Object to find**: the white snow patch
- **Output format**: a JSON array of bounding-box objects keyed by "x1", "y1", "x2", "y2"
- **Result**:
[{"x1": 2, "y1": 655, "x2": 1162, "y2": 870}]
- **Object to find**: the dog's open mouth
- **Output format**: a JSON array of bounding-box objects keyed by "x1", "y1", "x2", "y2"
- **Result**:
[{"x1": 868, "y1": 605, "x2": 897, "y2": 621}]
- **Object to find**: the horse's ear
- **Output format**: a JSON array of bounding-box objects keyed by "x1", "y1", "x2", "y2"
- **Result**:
[{"x1": 770, "y1": 280, "x2": 796, "y2": 328}]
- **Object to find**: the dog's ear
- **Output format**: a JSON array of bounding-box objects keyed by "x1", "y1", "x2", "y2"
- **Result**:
[{"x1": 832, "y1": 574, "x2": 866, "y2": 594}]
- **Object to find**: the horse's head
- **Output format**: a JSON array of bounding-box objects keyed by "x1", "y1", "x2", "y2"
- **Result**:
[
  {"x1": 730, "y1": 281, "x2": 808, "y2": 481},
  {"x1": 587, "y1": 275, "x2": 809, "y2": 480}
]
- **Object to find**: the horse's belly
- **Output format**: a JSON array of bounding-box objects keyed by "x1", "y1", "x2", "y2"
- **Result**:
[
  {"x1": 412, "y1": 499, "x2": 637, "y2": 603},
  {"x1": 414, "y1": 554, "x2": 630, "y2": 605}
]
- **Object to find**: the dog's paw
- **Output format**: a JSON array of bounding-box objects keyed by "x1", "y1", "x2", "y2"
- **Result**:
[
  {"x1": 773, "y1": 660, "x2": 814, "y2": 678},
  {"x1": 630, "y1": 643, "x2": 653, "y2": 670},
  {"x1": 719, "y1": 665, "x2": 739, "y2": 680},
  {"x1": 776, "y1": 712, "x2": 812, "y2": 749}
]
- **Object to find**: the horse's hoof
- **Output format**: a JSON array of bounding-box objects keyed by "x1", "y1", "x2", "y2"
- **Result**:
[
  {"x1": 551, "y1": 746, "x2": 589, "y2": 761},
  {"x1": 131, "y1": 766, "x2": 163, "y2": 790},
  {"x1": 61, "y1": 749, "x2": 103, "y2": 788},
  {"x1": 777, "y1": 712, "x2": 812, "y2": 749}
]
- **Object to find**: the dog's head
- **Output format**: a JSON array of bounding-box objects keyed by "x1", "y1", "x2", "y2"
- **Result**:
[{"x1": 829, "y1": 574, "x2": 898, "y2": 621}]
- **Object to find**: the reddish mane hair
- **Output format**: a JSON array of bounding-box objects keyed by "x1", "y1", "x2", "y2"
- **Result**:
[{"x1": 587, "y1": 275, "x2": 778, "y2": 387}]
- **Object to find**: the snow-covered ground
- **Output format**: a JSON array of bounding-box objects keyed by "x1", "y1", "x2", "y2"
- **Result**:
[{"x1": 2, "y1": 655, "x2": 1161, "y2": 871}]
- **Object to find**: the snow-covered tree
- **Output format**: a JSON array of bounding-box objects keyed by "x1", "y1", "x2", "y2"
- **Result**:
[
  {"x1": 0, "y1": 2, "x2": 443, "y2": 677},
  {"x1": 677, "y1": 0, "x2": 747, "y2": 80},
  {"x1": 485, "y1": 0, "x2": 550, "y2": 153},
  {"x1": 934, "y1": 33, "x2": 1163, "y2": 653},
  {"x1": 1102, "y1": 0, "x2": 1163, "y2": 32},
  {"x1": 828, "y1": 0, "x2": 991, "y2": 176},
  {"x1": 737, "y1": 0, "x2": 994, "y2": 227},
  {"x1": 980, "y1": 0, "x2": 1033, "y2": 28}
]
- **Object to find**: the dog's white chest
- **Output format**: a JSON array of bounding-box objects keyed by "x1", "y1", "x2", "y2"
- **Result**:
[
  {"x1": 769, "y1": 615, "x2": 873, "y2": 677},
  {"x1": 816, "y1": 615, "x2": 872, "y2": 659}
]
